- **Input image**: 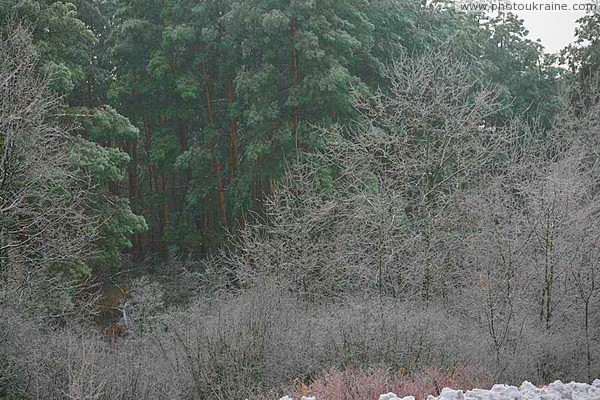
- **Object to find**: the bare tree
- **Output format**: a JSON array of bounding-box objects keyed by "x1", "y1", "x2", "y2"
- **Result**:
[{"x1": 223, "y1": 52, "x2": 514, "y2": 303}]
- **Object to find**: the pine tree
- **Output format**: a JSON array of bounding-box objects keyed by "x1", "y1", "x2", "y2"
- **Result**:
[{"x1": 1, "y1": 1, "x2": 147, "y2": 273}]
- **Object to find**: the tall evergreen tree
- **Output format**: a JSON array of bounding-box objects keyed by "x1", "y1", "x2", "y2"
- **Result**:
[{"x1": 1, "y1": 1, "x2": 146, "y2": 273}]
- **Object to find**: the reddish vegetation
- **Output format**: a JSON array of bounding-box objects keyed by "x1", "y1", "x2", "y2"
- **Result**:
[{"x1": 292, "y1": 366, "x2": 492, "y2": 400}]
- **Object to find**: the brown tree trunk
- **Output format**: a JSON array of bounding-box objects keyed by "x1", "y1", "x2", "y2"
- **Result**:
[
  {"x1": 144, "y1": 107, "x2": 163, "y2": 253},
  {"x1": 216, "y1": 161, "x2": 226, "y2": 223},
  {"x1": 270, "y1": 178, "x2": 277, "y2": 201},
  {"x1": 176, "y1": 119, "x2": 191, "y2": 253},
  {"x1": 108, "y1": 181, "x2": 120, "y2": 196},
  {"x1": 159, "y1": 173, "x2": 169, "y2": 263},
  {"x1": 291, "y1": 16, "x2": 299, "y2": 151},
  {"x1": 203, "y1": 63, "x2": 215, "y2": 126},
  {"x1": 252, "y1": 178, "x2": 264, "y2": 211},
  {"x1": 178, "y1": 118, "x2": 190, "y2": 200},
  {"x1": 143, "y1": 107, "x2": 157, "y2": 256},
  {"x1": 228, "y1": 79, "x2": 239, "y2": 180},
  {"x1": 128, "y1": 138, "x2": 144, "y2": 262},
  {"x1": 203, "y1": 197, "x2": 210, "y2": 237},
  {"x1": 170, "y1": 57, "x2": 177, "y2": 75},
  {"x1": 202, "y1": 64, "x2": 226, "y2": 226}
]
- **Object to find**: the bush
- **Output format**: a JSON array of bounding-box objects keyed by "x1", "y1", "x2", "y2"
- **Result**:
[
  {"x1": 291, "y1": 365, "x2": 492, "y2": 400},
  {"x1": 0, "y1": 278, "x2": 595, "y2": 399}
]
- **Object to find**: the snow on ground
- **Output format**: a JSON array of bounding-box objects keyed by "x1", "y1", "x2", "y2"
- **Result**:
[{"x1": 279, "y1": 380, "x2": 600, "y2": 400}]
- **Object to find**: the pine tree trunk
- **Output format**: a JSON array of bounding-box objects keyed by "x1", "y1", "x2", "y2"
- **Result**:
[
  {"x1": 228, "y1": 79, "x2": 239, "y2": 180},
  {"x1": 203, "y1": 197, "x2": 210, "y2": 245},
  {"x1": 143, "y1": 106, "x2": 155, "y2": 257},
  {"x1": 108, "y1": 138, "x2": 121, "y2": 196},
  {"x1": 216, "y1": 160, "x2": 226, "y2": 223},
  {"x1": 291, "y1": 16, "x2": 299, "y2": 150},
  {"x1": 270, "y1": 178, "x2": 277, "y2": 200},
  {"x1": 177, "y1": 119, "x2": 191, "y2": 253},
  {"x1": 203, "y1": 64, "x2": 226, "y2": 226},
  {"x1": 159, "y1": 173, "x2": 169, "y2": 263},
  {"x1": 128, "y1": 138, "x2": 144, "y2": 262},
  {"x1": 203, "y1": 63, "x2": 215, "y2": 126},
  {"x1": 178, "y1": 119, "x2": 190, "y2": 203}
]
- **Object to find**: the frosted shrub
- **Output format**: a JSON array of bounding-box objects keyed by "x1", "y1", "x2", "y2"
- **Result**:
[{"x1": 129, "y1": 276, "x2": 165, "y2": 337}]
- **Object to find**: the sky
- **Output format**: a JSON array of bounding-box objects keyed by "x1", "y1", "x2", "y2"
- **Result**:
[{"x1": 514, "y1": 10, "x2": 585, "y2": 53}]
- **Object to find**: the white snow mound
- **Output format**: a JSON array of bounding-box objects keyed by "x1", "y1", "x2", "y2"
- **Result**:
[
  {"x1": 379, "y1": 393, "x2": 416, "y2": 400},
  {"x1": 424, "y1": 380, "x2": 600, "y2": 400},
  {"x1": 280, "y1": 380, "x2": 600, "y2": 400}
]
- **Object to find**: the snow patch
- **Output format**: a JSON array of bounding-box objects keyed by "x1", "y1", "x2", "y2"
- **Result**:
[
  {"x1": 424, "y1": 380, "x2": 600, "y2": 400},
  {"x1": 379, "y1": 393, "x2": 416, "y2": 400},
  {"x1": 280, "y1": 380, "x2": 600, "y2": 400}
]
